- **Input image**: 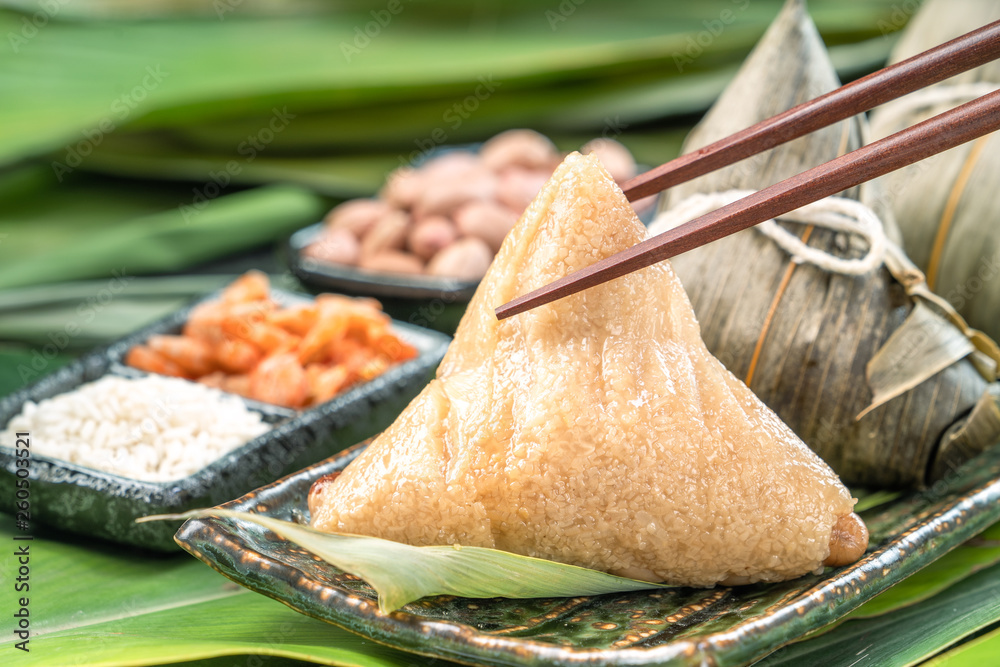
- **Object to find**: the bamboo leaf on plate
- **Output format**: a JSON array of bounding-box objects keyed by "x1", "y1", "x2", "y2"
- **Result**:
[
  {"x1": 143, "y1": 509, "x2": 672, "y2": 614},
  {"x1": 852, "y1": 489, "x2": 903, "y2": 513}
]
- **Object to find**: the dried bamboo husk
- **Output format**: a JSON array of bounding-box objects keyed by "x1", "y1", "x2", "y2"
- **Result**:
[
  {"x1": 869, "y1": 0, "x2": 1000, "y2": 342},
  {"x1": 653, "y1": 0, "x2": 999, "y2": 488}
]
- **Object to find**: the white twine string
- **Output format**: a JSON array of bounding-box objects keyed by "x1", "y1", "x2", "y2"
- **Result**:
[
  {"x1": 647, "y1": 190, "x2": 887, "y2": 276},
  {"x1": 871, "y1": 82, "x2": 1000, "y2": 139}
]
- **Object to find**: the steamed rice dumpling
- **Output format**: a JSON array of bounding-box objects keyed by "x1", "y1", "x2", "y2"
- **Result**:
[
  {"x1": 650, "y1": 0, "x2": 998, "y2": 489},
  {"x1": 869, "y1": 0, "x2": 1000, "y2": 342},
  {"x1": 309, "y1": 152, "x2": 866, "y2": 587}
]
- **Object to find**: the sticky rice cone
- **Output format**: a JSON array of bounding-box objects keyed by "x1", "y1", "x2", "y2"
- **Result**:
[{"x1": 310, "y1": 152, "x2": 860, "y2": 587}]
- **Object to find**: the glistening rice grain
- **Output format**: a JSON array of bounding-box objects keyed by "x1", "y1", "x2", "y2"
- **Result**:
[{"x1": 1, "y1": 375, "x2": 270, "y2": 482}]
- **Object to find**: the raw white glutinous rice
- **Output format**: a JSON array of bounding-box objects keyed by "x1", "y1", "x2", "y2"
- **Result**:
[{"x1": 1, "y1": 375, "x2": 270, "y2": 481}]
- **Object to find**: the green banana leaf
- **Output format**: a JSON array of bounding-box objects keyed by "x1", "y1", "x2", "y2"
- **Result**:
[
  {"x1": 0, "y1": 516, "x2": 453, "y2": 667},
  {"x1": 784, "y1": 519, "x2": 1000, "y2": 646},
  {"x1": 3, "y1": 508, "x2": 999, "y2": 667},
  {"x1": 0, "y1": 165, "x2": 325, "y2": 290},
  {"x1": 0, "y1": 1, "x2": 903, "y2": 169},
  {"x1": 72, "y1": 126, "x2": 694, "y2": 197},
  {"x1": 925, "y1": 625, "x2": 1000, "y2": 666},
  {"x1": 0, "y1": 346, "x2": 74, "y2": 397},
  {"x1": 0, "y1": 275, "x2": 232, "y2": 349},
  {"x1": 70, "y1": 34, "x2": 887, "y2": 195},
  {"x1": 756, "y1": 558, "x2": 1000, "y2": 667}
]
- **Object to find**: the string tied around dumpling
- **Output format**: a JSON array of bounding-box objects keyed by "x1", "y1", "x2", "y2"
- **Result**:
[
  {"x1": 647, "y1": 187, "x2": 1000, "y2": 416},
  {"x1": 870, "y1": 82, "x2": 1000, "y2": 140},
  {"x1": 647, "y1": 190, "x2": 887, "y2": 276}
]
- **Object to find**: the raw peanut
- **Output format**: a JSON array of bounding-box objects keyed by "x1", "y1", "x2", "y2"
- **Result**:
[
  {"x1": 408, "y1": 216, "x2": 458, "y2": 260},
  {"x1": 360, "y1": 210, "x2": 410, "y2": 257},
  {"x1": 359, "y1": 250, "x2": 425, "y2": 276},
  {"x1": 324, "y1": 199, "x2": 390, "y2": 237},
  {"x1": 414, "y1": 167, "x2": 496, "y2": 217},
  {"x1": 823, "y1": 513, "x2": 869, "y2": 566},
  {"x1": 419, "y1": 151, "x2": 480, "y2": 180},
  {"x1": 454, "y1": 200, "x2": 517, "y2": 252},
  {"x1": 303, "y1": 228, "x2": 361, "y2": 266},
  {"x1": 427, "y1": 237, "x2": 493, "y2": 281},
  {"x1": 481, "y1": 129, "x2": 560, "y2": 172},
  {"x1": 496, "y1": 168, "x2": 550, "y2": 213},
  {"x1": 381, "y1": 168, "x2": 423, "y2": 209},
  {"x1": 582, "y1": 138, "x2": 637, "y2": 183}
]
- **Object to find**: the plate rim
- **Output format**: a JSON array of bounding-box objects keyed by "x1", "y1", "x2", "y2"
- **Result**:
[{"x1": 174, "y1": 441, "x2": 1000, "y2": 667}]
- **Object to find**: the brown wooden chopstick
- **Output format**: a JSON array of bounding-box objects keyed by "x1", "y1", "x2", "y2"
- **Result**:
[
  {"x1": 495, "y1": 89, "x2": 1000, "y2": 320},
  {"x1": 620, "y1": 20, "x2": 1000, "y2": 202}
]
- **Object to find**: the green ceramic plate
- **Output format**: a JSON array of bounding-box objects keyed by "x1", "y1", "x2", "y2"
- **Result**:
[{"x1": 175, "y1": 442, "x2": 1000, "y2": 667}]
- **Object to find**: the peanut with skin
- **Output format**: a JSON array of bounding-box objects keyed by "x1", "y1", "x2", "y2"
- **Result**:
[
  {"x1": 823, "y1": 512, "x2": 869, "y2": 566},
  {"x1": 419, "y1": 151, "x2": 481, "y2": 180},
  {"x1": 408, "y1": 216, "x2": 458, "y2": 260},
  {"x1": 326, "y1": 199, "x2": 390, "y2": 238},
  {"x1": 454, "y1": 200, "x2": 518, "y2": 252},
  {"x1": 414, "y1": 168, "x2": 496, "y2": 218},
  {"x1": 381, "y1": 168, "x2": 424, "y2": 209},
  {"x1": 496, "y1": 168, "x2": 550, "y2": 213},
  {"x1": 582, "y1": 138, "x2": 637, "y2": 183},
  {"x1": 306, "y1": 130, "x2": 641, "y2": 281},
  {"x1": 359, "y1": 250, "x2": 425, "y2": 276},
  {"x1": 360, "y1": 210, "x2": 410, "y2": 258},
  {"x1": 303, "y1": 228, "x2": 361, "y2": 266},
  {"x1": 481, "y1": 129, "x2": 561, "y2": 172},
  {"x1": 427, "y1": 237, "x2": 493, "y2": 281}
]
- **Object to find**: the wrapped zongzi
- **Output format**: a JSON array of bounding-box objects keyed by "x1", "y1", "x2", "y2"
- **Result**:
[
  {"x1": 650, "y1": 0, "x2": 999, "y2": 488},
  {"x1": 870, "y1": 0, "x2": 1000, "y2": 343}
]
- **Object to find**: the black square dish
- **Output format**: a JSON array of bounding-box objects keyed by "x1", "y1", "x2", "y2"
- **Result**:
[
  {"x1": 0, "y1": 288, "x2": 450, "y2": 551},
  {"x1": 287, "y1": 223, "x2": 479, "y2": 302}
]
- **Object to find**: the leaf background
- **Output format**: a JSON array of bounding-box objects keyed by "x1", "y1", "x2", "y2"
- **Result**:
[{"x1": 2, "y1": 1, "x2": 999, "y2": 665}]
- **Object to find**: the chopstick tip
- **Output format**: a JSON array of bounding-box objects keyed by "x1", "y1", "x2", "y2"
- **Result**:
[{"x1": 493, "y1": 301, "x2": 520, "y2": 321}]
